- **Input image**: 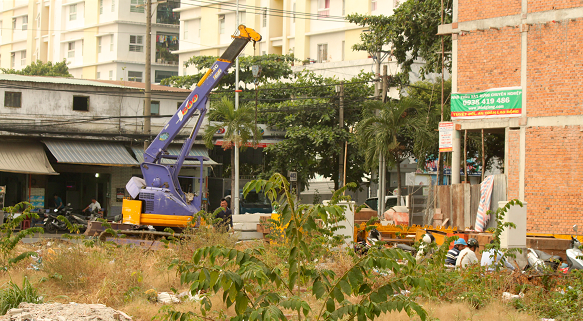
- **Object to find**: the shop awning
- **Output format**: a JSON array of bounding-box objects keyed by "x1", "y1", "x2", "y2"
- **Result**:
[
  {"x1": 43, "y1": 140, "x2": 138, "y2": 166},
  {"x1": 131, "y1": 146, "x2": 219, "y2": 166},
  {"x1": 0, "y1": 142, "x2": 58, "y2": 175}
]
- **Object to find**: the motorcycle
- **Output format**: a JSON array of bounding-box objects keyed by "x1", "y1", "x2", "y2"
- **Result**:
[
  {"x1": 41, "y1": 208, "x2": 68, "y2": 233},
  {"x1": 566, "y1": 225, "x2": 583, "y2": 271},
  {"x1": 354, "y1": 228, "x2": 382, "y2": 255},
  {"x1": 526, "y1": 248, "x2": 563, "y2": 272}
]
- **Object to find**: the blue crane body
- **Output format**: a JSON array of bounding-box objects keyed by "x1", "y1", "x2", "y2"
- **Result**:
[{"x1": 122, "y1": 25, "x2": 261, "y2": 227}]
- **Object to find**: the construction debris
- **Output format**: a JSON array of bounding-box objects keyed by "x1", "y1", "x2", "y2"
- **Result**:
[{"x1": 0, "y1": 303, "x2": 132, "y2": 321}]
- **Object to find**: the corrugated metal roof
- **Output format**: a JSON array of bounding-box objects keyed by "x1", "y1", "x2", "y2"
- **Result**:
[
  {"x1": 0, "y1": 74, "x2": 129, "y2": 88},
  {"x1": 44, "y1": 140, "x2": 138, "y2": 166},
  {"x1": 132, "y1": 146, "x2": 219, "y2": 166},
  {"x1": 0, "y1": 142, "x2": 58, "y2": 175}
]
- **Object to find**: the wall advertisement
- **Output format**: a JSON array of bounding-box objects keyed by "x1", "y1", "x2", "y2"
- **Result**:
[{"x1": 451, "y1": 87, "x2": 522, "y2": 119}]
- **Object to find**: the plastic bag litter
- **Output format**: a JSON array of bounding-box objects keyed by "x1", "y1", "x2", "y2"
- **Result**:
[
  {"x1": 502, "y1": 292, "x2": 524, "y2": 301},
  {"x1": 157, "y1": 292, "x2": 180, "y2": 304}
]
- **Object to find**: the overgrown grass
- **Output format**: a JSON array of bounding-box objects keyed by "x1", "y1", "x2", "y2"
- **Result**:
[{"x1": 0, "y1": 277, "x2": 42, "y2": 315}]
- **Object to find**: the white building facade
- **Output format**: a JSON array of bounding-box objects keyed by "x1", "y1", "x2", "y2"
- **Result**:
[
  {"x1": 0, "y1": 0, "x2": 180, "y2": 83},
  {"x1": 175, "y1": 0, "x2": 415, "y2": 82}
]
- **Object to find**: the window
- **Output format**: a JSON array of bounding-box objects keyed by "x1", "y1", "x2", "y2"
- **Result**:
[
  {"x1": 371, "y1": 0, "x2": 377, "y2": 11},
  {"x1": 317, "y1": 43, "x2": 328, "y2": 63},
  {"x1": 100, "y1": 0, "x2": 103, "y2": 14},
  {"x1": 20, "y1": 50, "x2": 25, "y2": 66},
  {"x1": 177, "y1": 102, "x2": 182, "y2": 109},
  {"x1": 292, "y1": 3, "x2": 296, "y2": 23},
  {"x1": 110, "y1": 35, "x2": 114, "y2": 51},
  {"x1": 109, "y1": 70, "x2": 113, "y2": 80},
  {"x1": 68, "y1": 42, "x2": 75, "y2": 58},
  {"x1": 112, "y1": 0, "x2": 115, "y2": 12},
  {"x1": 130, "y1": 0, "x2": 145, "y2": 13},
  {"x1": 22, "y1": 16, "x2": 27, "y2": 30},
  {"x1": 5, "y1": 92, "x2": 21, "y2": 108},
  {"x1": 70, "y1": 4, "x2": 77, "y2": 21},
  {"x1": 10, "y1": 53, "x2": 15, "y2": 67},
  {"x1": 155, "y1": 70, "x2": 178, "y2": 83},
  {"x1": 12, "y1": 18, "x2": 16, "y2": 30},
  {"x1": 73, "y1": 96, "x2": 89, "y2": 111},
  {"x1": 318, "y1": 0, "x2": 330, "y2": 18},
  {"x1": 262, "y1": 8, "x2": 267, "y2": 27},
  {"x1": 238, "y1": 11, "x2": 246, "y2": 25},
  {"x1": 341, "y1": 40, "x2": 345, "y2": 61},
  {"x1": 98, "y1": 37, "x2": 102, "y2": 53},
  {"x1": 96, "y1": 71, "x2": 101, "y2": 79},
  {"x1": 150, "y1": 101, "x2": 160, "y2": 116},
  {"x1": 128, "y1": 71, "x2": 142, "y2": 82},
  {"x1": 129, "y1": 35, "x2": 143, "y2": 52},
  {"x1": 218, "y1": 15, "x2": 225, "y2": 34},
  {"x1": 183, "y1": 21, "x2": 188, "y2": 39}
]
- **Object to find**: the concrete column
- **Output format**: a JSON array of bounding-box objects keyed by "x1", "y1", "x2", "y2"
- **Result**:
[{"x1": 451, "y1": 128, "x2": 461, "y2": 184}]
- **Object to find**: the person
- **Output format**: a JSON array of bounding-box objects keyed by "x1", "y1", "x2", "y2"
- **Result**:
[
  {"x1": 481, "y1": 240, "x2": 516, "y2": 271},
  {"x1": 456, "y1": 238, "x2": 479, "y2": 269},
  {"x1": 83, "y1": 198, "x2": 101, "y2": 219},
  {"x1": 53, "y1": 194, "x2": 64, "y2": 210},
  {"x1": 446, "y1": 238, "x2": 467, "y2": 266},
  {"x1": 214, "y1": 198, "x2": 232, "y2": 232}
]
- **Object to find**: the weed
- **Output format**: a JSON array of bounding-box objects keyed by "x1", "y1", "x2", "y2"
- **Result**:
[{"x1": 0, "y1": 277, "x2": 42, "y2": 314}]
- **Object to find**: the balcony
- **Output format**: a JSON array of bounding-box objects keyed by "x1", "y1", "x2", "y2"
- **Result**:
[{"x1": 156, "y1": 1, "x2": 180, "y2": 25}]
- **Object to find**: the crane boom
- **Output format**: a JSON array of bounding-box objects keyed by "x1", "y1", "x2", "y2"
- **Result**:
[{"x1": 123, "y1": 25, "x2": 261, "y2": 228}]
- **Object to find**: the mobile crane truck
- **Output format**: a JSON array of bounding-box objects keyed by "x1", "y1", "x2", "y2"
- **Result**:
[{"x1": 121, "y1": 25, "x2": 262, "y2": 231}]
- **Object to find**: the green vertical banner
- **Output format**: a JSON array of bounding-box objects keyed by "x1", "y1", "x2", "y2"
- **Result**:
[{"x1": 451, "y1": 87, "x2": 522, "y2": 119}]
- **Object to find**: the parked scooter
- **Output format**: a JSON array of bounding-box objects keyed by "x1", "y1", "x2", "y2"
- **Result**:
[
  {"x1": 354, "y1": 228, "x2": 382, "y2": 255},
  {"x1": 41, "y1": 208, "x2": 68, "y2": 233},
  {"x1": 566, "y1": 225, "x2": 583, "y2": 271}
]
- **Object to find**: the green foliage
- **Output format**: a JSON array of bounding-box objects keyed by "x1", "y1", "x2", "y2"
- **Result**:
[
  {"x1": 0, "y1": 277, "x2": 42, "y2": 315},
  {"x1": 347, "y1": 0, "x2": 452, "y2": 82},
  {"x1": 160, "y1": 54, "x2": 296, "y2": 89},
  {"x1": 1, "y1": 59, "x2": 72, "y2": 77},
  {"x1": 163, "y1": 174, "x2": 428, "y2": 321},
  {"x1": 1, "y1": 202, "x2": 44, "y2": 270},
  {"x1": 260, "y1": 71, "x2": 374, "y2": 190}
]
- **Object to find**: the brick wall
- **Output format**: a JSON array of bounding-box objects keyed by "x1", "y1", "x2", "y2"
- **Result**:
[
  {"x1": 528, "y1": 0, "x2": 583, "y2": 13},
  {"x1": 524, "y1": 126, "x2": 583, "y2": 234},
  {"x1": 527, "y1": 19, "x2": 583, "y2": 117},
  {"x1": 457, "y1": 28, "x2": 521, "y2": 93},
  {"x1": 458, "y1": 0, "x2": 521, "y2": 22},
  {"x1": 506, "y1": 130, "x2": 520, "y2": 201}
]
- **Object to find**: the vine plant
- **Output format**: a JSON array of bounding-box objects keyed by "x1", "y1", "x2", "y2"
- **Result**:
[{"x1": 164, "y1": 173, "x2": 428, "y2": 321}]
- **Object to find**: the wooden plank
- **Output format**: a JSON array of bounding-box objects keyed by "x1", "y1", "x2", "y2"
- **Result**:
[
  {"x1": 436, "y1": 185, "x2": 451, "y2": 226},
  {"x1": 463, "y1": 183, "x2": 471, "y2": 228},
  {"x1": 470, "y1": 185, "x2": 481, "y2": 229},
  {"x1": 451, "y1": 184, "x2": 465, "y2": 229}
]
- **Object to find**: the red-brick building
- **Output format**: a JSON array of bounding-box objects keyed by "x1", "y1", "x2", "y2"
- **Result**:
[{"x1": 439, "y1": 1, "x2": 583, "y2": 234}]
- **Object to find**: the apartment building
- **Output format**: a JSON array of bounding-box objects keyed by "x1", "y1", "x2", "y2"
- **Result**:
[
  {"x1": 176, "y1": 0, "x2": 407, "y2": 80},
  {"x1": 0, "y1": 0, "x2": 180, "y2": 83}
]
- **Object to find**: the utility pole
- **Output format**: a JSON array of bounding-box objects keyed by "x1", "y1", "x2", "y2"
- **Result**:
[
  {"x1": 233, "y1": 0, "x2": 240, "y2": 215},
  {"x1": 338, "y1": 81, "x2": 344, "y2": 189},
  {"x1": 377, "y1": 65, "x2": 388, "y2": 213},
  {"x1": 143, "y1": 0, "x2": 152, "y2": 150}
]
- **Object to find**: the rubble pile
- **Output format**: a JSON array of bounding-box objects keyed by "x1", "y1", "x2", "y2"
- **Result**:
[{"x1": 0, "y1": 303, "x2": 132, "y2": 321}]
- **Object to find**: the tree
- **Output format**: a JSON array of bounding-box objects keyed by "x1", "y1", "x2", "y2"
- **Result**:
[
  {"x1": 348, "y1": 0, "x2": 452, "y2": 83},
  {"x1": 160, "y1": 54, "x2": 296, "y2": 90},
  {"x1": 259, "y1": 71, "x2": 374, "y2": 191},
  {"x1": 1, "y1": 60, "x2": 72, "y2": 77},
  {"x1": 203, "y1": 97, "x2": 262, "y2": 210},
  {"x1": 356, "y1": 98, "x2": 427, "y2": 204}
]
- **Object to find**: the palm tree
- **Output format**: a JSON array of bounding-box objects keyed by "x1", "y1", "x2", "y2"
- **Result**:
[
  {"x1": 203, "y1": 97, "x2": 262, "y2": 211},
  {"x1": 356, "y1": 98, "x2": 426, "y2": 206}
]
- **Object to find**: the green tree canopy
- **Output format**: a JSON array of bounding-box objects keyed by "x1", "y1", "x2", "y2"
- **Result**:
[
  {"x1": 1, "y1": 60, "x2": 72, "y2": 77},
  {"x1": 348, "y1": 0, "x2": 452, "y2": 83}
]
